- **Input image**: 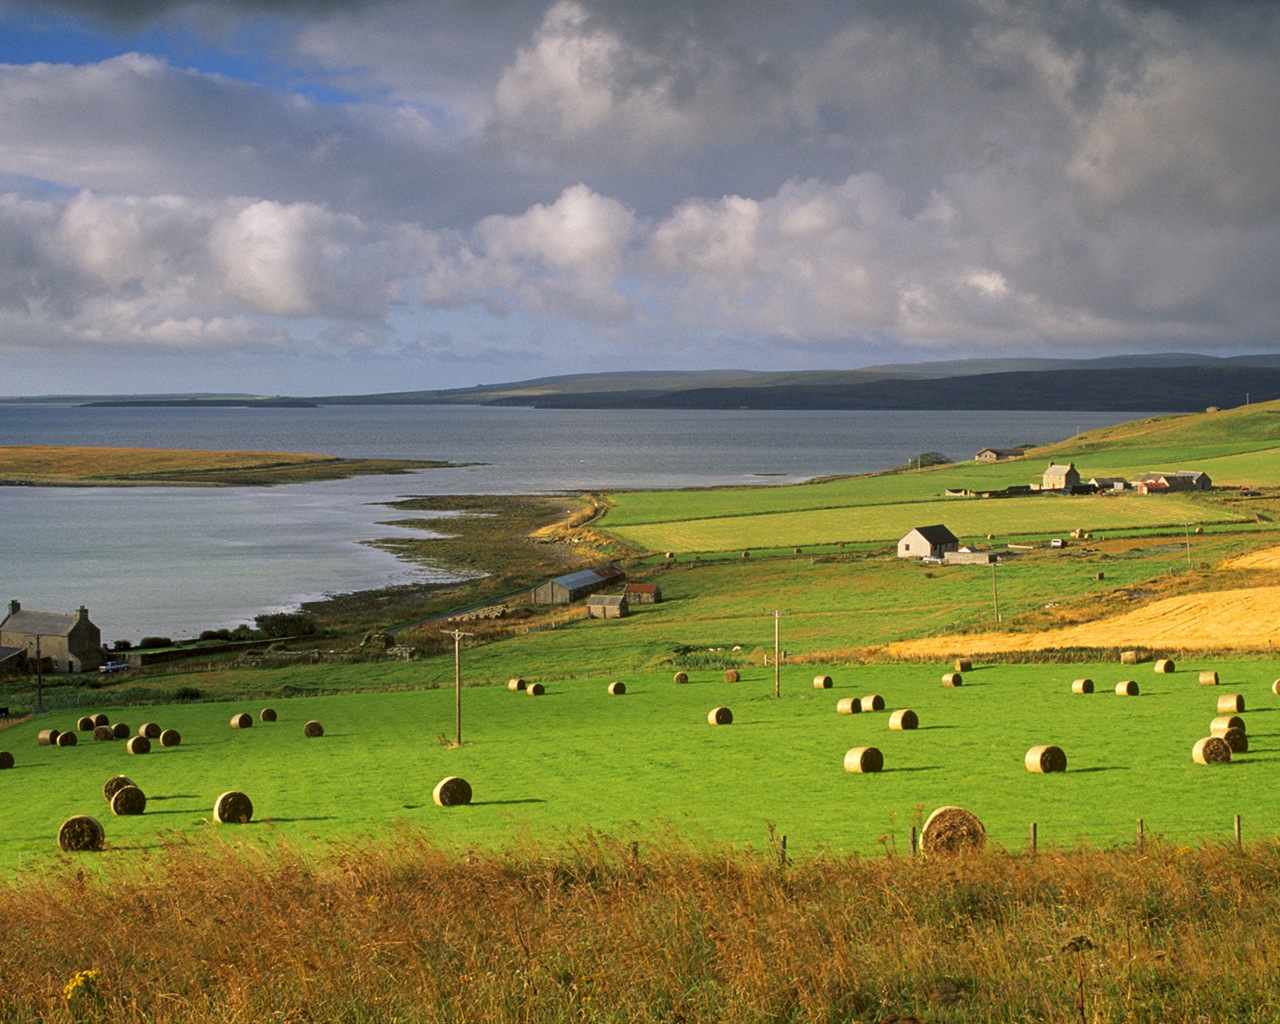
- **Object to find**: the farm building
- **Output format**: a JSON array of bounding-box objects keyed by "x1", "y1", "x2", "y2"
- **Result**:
[
  {"x1": 587, "y1": 594, "x2": 629, "y2": 619},
  {"x1": 898, "y1": 524, "x2": 960, "y2": 560},
  {"x1": 624, "y1": 583, "x2": 662, "y2": 604},
  {"x1": 944, "y1": 549, "x2": 998, "y2": 565},
  {"x1": 0, "y1": 600, "x2": 104, "y2": 673},
  {"x1": 532, "y1": 564, "x2": 626, "y2": 605},
  {"x1": 1089, "y1": 476, "x2": 1129, "y2": 491},
  {"x1": 1135, "y1": 471, "x2": 1212, "y2": 494},
  {"x1": 1041, "y1": 463, "x2": 1081, "y2": 490},
  {"x1": 975, "y1": 447, "x2": 1025, "y2": 462}
]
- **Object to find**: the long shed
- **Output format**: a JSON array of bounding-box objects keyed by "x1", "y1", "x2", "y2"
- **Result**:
[{"x1": 531, "y1": 565, "x2": 626, "y2": 605}]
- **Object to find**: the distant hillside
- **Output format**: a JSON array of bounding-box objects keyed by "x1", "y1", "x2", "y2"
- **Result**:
[{"x1": 312, "y1": 357, "x2": 1280, "y2": 412}]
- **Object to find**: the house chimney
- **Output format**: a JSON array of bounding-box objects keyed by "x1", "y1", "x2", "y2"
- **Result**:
[
  {"x1": 76, "y1": 606, "x2": 88, "y2": 621},
  {"x1": 7, "y1": 600, "x2": 18, "y2": 616}
]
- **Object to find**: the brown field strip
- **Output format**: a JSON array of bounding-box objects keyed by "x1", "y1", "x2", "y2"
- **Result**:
[
  {"x1": 0, "y1": 445, "x2": 331, "y2": 479},
  {"x1": 887, "y1": 584, "x2": 1280, "y2": 657},
  {"x1": 1223, "y1": 543, "x2": 1280, "y2": 570}
]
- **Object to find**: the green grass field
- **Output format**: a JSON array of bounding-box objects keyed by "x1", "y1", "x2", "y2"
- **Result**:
[{"x1": 4, "y1": 656, "x2": 1279, "y2": 874}]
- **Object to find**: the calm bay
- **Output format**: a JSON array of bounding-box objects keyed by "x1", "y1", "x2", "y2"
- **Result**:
[{"x1": 0, "y1": 403, "x2": 1154, "y2": 641}]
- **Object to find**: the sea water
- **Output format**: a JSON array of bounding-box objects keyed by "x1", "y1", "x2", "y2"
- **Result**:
[{"x1": 0, "y1": 403, "x2": 1154, "y2": 640}]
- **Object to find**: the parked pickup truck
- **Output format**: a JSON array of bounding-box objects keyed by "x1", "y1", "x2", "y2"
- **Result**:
[{"x1": 99, "y1": 661, "x2": 130, "y2": 674}]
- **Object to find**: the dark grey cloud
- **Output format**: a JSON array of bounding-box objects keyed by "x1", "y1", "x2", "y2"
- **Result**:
[{"x1": 0, "y1": 0, "x2": 1278, "y2": 393}]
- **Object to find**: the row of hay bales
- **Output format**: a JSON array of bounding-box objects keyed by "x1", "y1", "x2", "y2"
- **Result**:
[
  {"x1": 38, "y1": 715, "x2": 181, "y2": 753},
  {"x1": 507, "y1": 678, "x2": 546, "y2": 695},
  {"x1": 227, "y1": 708, "x2": 324, "y2": 737}
]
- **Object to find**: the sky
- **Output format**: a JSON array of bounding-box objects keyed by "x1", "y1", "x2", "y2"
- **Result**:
[{"x1": 0, "y1": 0, "x2": 1277, "y2": 396}]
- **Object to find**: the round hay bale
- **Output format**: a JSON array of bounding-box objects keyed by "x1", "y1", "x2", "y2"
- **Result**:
[
  {"x1": 794, "y1": 547, "x2": 803, "y2": 555},
  {"x1": 843, "y1": 746, "x2": 883, "y2": 773},
  {"x1": 432, "y1": 775, "x2": 473, "y2": 806},
  {"x1": 507, "y1": 677, "x2": 527, "y2": 691},
  {"x1": 0, "y1": 751, "x2": 13, "y2": 769},
  {"x1": 673, "y1": 671, "x2": 688, "y2": 685},
  {"x1": 707, "y1": 706, "x2": 733, "y2": 726},
  {"x1": 37, "y1": 729, "x2": 60, "y2": 746},
  {"x1": 724, "y1": 669, "x2": 740, "y2": 683},
  {"x1": 1210, "y1": 715, "x2": 1245, "y2": 736},
  {"x1": 260, "y1": 708, "x2": 277, "y2": 723},
  {"x1": 889, "y1": 709, "x2": 918, "y2": 731},
  {"x1": 1199, "y1": 670, "x2": 1219, "y2": 686},
  {"x1": 57, "y1": 815, "x2": 104, "y2": 852},
  {"x1": 213, "y1": 790, "x2": 254, "y2": 824},
  {"x1": 102, "y1": 775, "x2": 135, "y2": 802},
  {"x1": 303, "y1": 720, "x2": 324, "y2": 738},
  {"x1": 91, "y1": 713, "x2": 109, "y2": 728},
  {"x1": 741, "y1": 550, "x2": 750, "y2": 558},
  {"x1": 526, "y1": 682, "x2": 545, "y2": 696},
  {"x1": 1221, "y1": 727, "x2": 1248, "y2": 753},
  {"x1": 110, "y1": 785, "x2": 146, "y2": 816},
  {"x1": 138, "y1": 722, "x2": 161, "y2": 739},
  {"x1": 813, "y1": 675, "x2": 833, "y2": 689},
  {"x1": 954, "y1": 658, "x2": 973, "y2": 672},
  {"x1": 607, "y1": 681, "x2": 626, "y2": 695},
  {"x1": 1272, "y1": 679, "x2": 1280, "y2": 696},
  {"x1": 126, "y1": 735, "x2": 151, "y2": 755},
  {"x1": 76, "y1": 716, "x2": 95, "y2": 732},
  {"x1": 920, "y1": 806, "x2": 987, "y2": 858},
  {"x1": 91, "y1": 725, "x2": 114, "y2": 742},
  {"x1": 111, "y1": 722, "x2": 129, "y2": 739},
  {"x1": 1154, "y1": 658, "x2": 1175, "y2": 674},
  {"x1": 1115, "y1": 680, "x2": 1139, "y2": 696},
  {"x1": 941, "y1": 672, "x2": 963, "y2": 687},
  {"x1": 56, "y1": 731, "x2": 77, "y2": 747},
  {"x1": 1217, "y1": 694, "x2": 1245, "y2": 714},
  {"x1": 1071, "y1": 678, "x2": 1094, "y2": 694},
  {"x1": 229, "y1": 712, "x2": 252, "y2": 729},
  {"x1": 1025, "y1": 744, "x2": 1067, "y2": 773},
  {"x1": 861, "y1": 694, "x2": 885, "y2": 711},
  {"x1": 159, "y1": 728, "x2": 181, "y2": 747},
  {"x1": 1120, "y1": 650, "x2": 1139, "y2": 665},
  {"x1": 1192, "y1": 736, "x2": 1232, "y2": 765},
  {"x1": 836, "y1": 697, "x2": 862, "y2": 715}
]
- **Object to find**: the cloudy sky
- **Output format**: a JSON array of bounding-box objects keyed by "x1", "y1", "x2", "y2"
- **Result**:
[{"x1": 0, "y1": 0, "x2": 1277, "y2": 396}]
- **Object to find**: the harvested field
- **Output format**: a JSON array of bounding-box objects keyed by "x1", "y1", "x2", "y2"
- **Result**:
[
  {"x1": 887, "y1": 586, "x2": 1280, "y2": 657},
  {"x1": 1223, "y1": 544, "x2": 1280, "y2": 570}
]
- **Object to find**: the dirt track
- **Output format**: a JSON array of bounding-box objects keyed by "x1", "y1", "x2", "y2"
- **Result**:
[{"x1": 888, "y1": 544, "x2": 1280, "y2": 657}]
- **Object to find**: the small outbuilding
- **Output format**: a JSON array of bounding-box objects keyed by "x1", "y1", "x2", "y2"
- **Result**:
[
  {"x1": 898, "y1": 524, "x2": 960, "y2": 560},
  {"x1": 624, "y1": 583, "x2": 662, "y2": 604},
  {"x1": 587, "y1": 594, "x2": 629, "y2": 619}
]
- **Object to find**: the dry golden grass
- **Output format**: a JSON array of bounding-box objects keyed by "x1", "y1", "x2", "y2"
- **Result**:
[{"x1": 6, "y1": 833, "x2": 1280, "y2": 1021}]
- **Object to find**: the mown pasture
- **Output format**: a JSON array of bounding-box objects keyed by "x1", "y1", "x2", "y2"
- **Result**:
[
  {"x1": 3, "y1": 656, "x2": 1279, "y2": 873},
  {"x1": 608, "y1": 491, "x2": 1240, "y2": 553}
]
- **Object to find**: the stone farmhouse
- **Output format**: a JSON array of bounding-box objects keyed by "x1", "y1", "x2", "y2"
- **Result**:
[
  {"x1": 1041, "y1": 463, "x2": 1081, "y2": 490},
  {"x1": 975, "y1": 447, "x2": 1025, "y2": 462},
  {"x1": 0, "y1": 601, "x2": 104, "y2": 674},
  {"x1": 897, "y1": 524, "x2": 960, "y2": 560}
]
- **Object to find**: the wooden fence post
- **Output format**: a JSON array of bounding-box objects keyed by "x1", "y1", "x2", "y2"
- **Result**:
[
  {"x1": 1029, "y1": 822, "x2": 1037, "y2": 856},
  {"x1": 1234, "y1": 814, "x2": 1242, "y2": 850},
  {"x1": 1136, "y1": 817, "x2": 1144, "y2": 851},
  {"x1": 910, "y1": 825, "x2": 918, "y2": 859}
]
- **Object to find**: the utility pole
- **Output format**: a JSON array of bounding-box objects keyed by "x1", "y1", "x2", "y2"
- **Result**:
[
  {"x1": 1184, "y1": 523, "x2": 1193, "y2": 569},
  {"x1": 991, "y1": 562, "x2": 1001, "y2": 623},
  {"x1": 766, "y1": 609, "x2": 787, "y2": 698},
  {"x1": 33, "y1": 634, "x2": 44, "y2": 711},
  {"x1": 440, "y1": 629, "x2": 473, "y2": 746}
]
